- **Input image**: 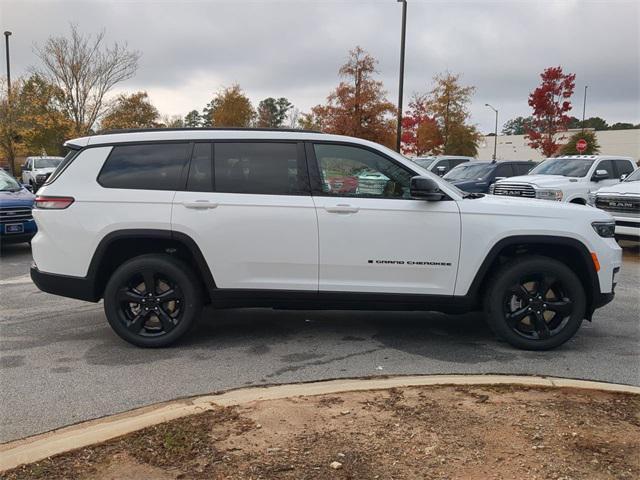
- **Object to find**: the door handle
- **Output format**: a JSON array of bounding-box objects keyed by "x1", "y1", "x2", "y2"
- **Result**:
[
  {"x1": 324, "y1": 204, "x2": 359, "y2": 214},
  {"x1": 182, "y1": 200, "x2": 219, "y2": 209}
]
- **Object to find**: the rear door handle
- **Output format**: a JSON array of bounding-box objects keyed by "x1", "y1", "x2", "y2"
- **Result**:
[
  {"x1": 183, "y1": 200, "x2": 219, "y2": 209},
  {"x1": 324, "y1": 204, "x2": 359, "y2": 214}
]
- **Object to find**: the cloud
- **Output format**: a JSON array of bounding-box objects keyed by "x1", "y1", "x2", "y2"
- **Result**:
[{"x1": 2, "y1": 0, "x2": 638, "y2": 132}]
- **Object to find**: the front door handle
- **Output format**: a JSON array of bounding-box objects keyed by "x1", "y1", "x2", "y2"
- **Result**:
[
  {"x1": 324, "y1": 204, "x2": 359, "y2": 214},
  {"x1": 183, "y1": 200, "x2": 219, "y2": 209}
]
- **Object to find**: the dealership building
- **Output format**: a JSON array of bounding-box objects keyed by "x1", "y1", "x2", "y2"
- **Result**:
[{"x1": 476, "y1": 128, "x2": 640, "y2": 162}]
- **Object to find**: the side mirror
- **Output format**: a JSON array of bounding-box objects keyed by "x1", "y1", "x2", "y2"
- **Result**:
[
  {"x1": 592, "y1": 169, "x2": 609, "y2": 182},
  {"x1": 620, "y1": 174, "x2": 628, "y2": 181},
  {"x1": 435, "y1": 165, "x2": 447, "y2": 176},
  {"x1": 410, "y1": 176, "x2": 445, "y2": 201},
  {"x1": 22, "y1": 183, "x2": 33, "y2": 192},
  {"x1": 21, "y1": 164, "x2": 27, "y2": 170}
]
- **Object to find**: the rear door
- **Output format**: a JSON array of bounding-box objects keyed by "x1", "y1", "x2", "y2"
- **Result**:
[
  {"x1": 171, "y1": 141, "x2": 318, "y2": 291},
  {"x1": 309, "y1": 142, "x2": 461, "y2": 295}
]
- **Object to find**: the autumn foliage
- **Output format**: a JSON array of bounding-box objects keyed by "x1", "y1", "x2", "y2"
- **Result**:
[{"x1": 525, "y1": 66, "x2": 576, "y2": 157}]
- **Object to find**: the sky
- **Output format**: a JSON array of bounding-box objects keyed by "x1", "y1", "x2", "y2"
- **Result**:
[{"x1": 2, "y1": 0, "x2": 639, "y2": 133}]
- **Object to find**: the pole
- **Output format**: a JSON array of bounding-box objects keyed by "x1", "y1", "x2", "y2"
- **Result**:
[
  {"x1": 3, "y1": 31, "x2": 10, "y2": 97},
  {"x1": 581, "y1": 85, "x2": 588, "y2": 134},
  {"x1": 485, "y1": 103, "x2": 498, "y2": 161},
  {"x1": 396, "y1": 0, "x2": 407, "y2": 153}
]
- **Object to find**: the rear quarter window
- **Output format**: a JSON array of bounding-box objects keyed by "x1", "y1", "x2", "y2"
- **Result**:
[{"x1": 98, "y1": 143, "x2": 190, "y2": 190}]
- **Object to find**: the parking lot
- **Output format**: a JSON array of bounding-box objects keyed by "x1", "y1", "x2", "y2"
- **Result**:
[{"x1": 0, "y1": 242, "x2": 638, "y2": 443}]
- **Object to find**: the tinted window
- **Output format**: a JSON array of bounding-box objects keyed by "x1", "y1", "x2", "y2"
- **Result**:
[
  {"x1": 45, "y1": 149, "x2": 79, "y2": 185},
  {"x1": 214, "y1": 143, "x2": 304, "y2": 195},
  {"x1": 314, "y1": 144, "x2": 413, "y2": 198},
  {"x1": 444, "y1": 163, "x2": 493, "y2": 181},
  {"x1": 614, "y1": 160, "x2": 634, "y2": 177},
  {"x1": 99, "y1": 143, "x2": 190, "y2": 190},
  {"x1": 494, "y1": 163, "x2": 514, "y2": 178},
  {"x1": 515, "y1": 163, "x2": 535, "y2": 175},
  {"x1": 187, "y1": 143, "x2": 212, "y2": 192},
  {"x1": 596, "y1": 160, "x2": 615, "y2": 179},
  {"x1": 434, "y1": 160, "x2": 450, "y2": 175}
]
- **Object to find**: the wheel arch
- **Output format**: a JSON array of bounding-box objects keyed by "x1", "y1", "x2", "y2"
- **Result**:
[
  {"x1": 88, "y1": 229, "x2": 216, "y2": 302},
  {"x1": 467, "y1": 235, "x2": 600, "y2": 319}
]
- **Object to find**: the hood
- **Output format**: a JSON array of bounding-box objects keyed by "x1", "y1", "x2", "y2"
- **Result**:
[
  {"x1": 497, "y1": 174, "x2": 579, "y2": 188},
  {"x1": 593, "y1": 180, "x2": 640, "y2": 196},
  {"x1": 0, "y1": 187, "x2": 35, "y2": 206}
]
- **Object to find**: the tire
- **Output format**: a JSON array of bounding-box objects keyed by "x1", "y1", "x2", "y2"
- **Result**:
[
  {"x1": 104, "y1": 254, "x2": 203, "y2": 347},
  {"x1": 484, "y1": 255, "x2": 586, "y2": 350}
]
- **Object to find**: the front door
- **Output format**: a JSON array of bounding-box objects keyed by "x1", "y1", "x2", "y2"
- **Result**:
[
  {"x1": 172, "y1": 141, "x2": 318, "y2": 291},
  {"x1": 309, "y1": 143, "x2": 461, "y2": 295}
]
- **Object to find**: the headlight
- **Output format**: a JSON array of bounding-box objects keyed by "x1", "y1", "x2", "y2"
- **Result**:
[
  {"x1": 592, "y1": 221, "x2": 615, "y2": 238},
  {"x1": 488, "y1": 183, "x2": 495, "y2": 194},
  {"x1": 587, "y1": 193, "x2": 596, "y2": 206},
  {"x1": 535, "y1": 189, "x2": 563, "y2": 201}
]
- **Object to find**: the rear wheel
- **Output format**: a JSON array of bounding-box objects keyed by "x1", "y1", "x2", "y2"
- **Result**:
[
  {"x1": 104, "y1": 254, "x2": 202, "y2": 347},
  {"x1": 484, "y1": 255, "x2": 586, "y2": 350}
]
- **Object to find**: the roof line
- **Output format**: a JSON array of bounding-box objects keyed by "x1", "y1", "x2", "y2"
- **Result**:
[{"x1": 97, "y1": 127, "x2": 322, "y2": 135}]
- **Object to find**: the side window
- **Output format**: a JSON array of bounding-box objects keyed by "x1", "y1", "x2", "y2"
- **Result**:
[
  {"x1": 313, "y1": 143, "x2": 413, "y2": 199},
  {"x1": 98, "y1": 143, "x2": 190, "y2": 190},
  {"x1": 187, "y1": 143, "x2": 212, "y2": 192},
  {"x1": 494, "y1": 163, "x2": 514, "y2": 178},
  {"x1": 595, "y1": 160, "x2": 615, "y2": 179},
  {"x1": 517, "y1": 163, "x2": 535, "y2": 175},
  {"x1": 214, "y1": 142, "x2": 305, "y2": 195},
  {"x1": 24, "y1": 160, "x2": 31, "y2": 171},
  {"x1": 614, "y1": 160, "x2": 634, "y2": 178}
]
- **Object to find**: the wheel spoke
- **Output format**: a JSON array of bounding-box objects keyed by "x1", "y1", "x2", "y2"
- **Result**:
[
  {"x1": 156, "y1": 288, "x2": 179, "y2": 303},
  {"x1": 536, "y1": 276, "x2": 556, "y2": 299},
  {"x1": 532, "y1": 312, "x2": 551, "y2": 340},
  {"x1": 545, "y1": 298, "x2": 573, "y2": 317},
  {"x1": 506, "y1": 306, "x2": 530, "y2": 325},
  {"x1": 156, "y1": 307, "x2": 176, "y2": 333},
  {"x1": 127, "y1": 312, "x2": 148, "y2": 333},
  {"x1": 142, "y1": 271, "x2": 156, "y2": 295},
  {"x1": 117, "y1": 288, "x2": 144, "y2": 304},
  {"x1": 510, "y1": 284, "x2": 532, "y2": 300}
]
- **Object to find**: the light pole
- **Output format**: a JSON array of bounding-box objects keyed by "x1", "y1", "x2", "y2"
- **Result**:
[
  {"x1": 581, "y1": 85, "x2": 588, "y2": 133},
  {"x1": 3, "y1": 31, "x2": 10, "y2": 97},
  {"x1": 396, "y1": 0, "x2": 407, "y2": 153},
  {"x1": 485, "y1": 103, "x2": 498, "y2": 161}
]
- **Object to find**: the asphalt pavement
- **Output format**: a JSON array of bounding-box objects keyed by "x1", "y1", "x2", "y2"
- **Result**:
[{"x1": 1, "y1": 242, "x2": 638, "y2": 443}]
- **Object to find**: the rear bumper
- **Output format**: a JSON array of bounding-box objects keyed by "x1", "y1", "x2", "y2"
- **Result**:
[{"x1": 30, "y1": 265, "x2": 99, "y2": 302}]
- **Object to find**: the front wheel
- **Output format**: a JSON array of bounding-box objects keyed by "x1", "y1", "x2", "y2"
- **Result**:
[
  {"x1": 104, "y1": 254, "x2": 202, "y2": 347},
  {"x1": 484, "y1": 255, "x2": 586, "y2": 350}
]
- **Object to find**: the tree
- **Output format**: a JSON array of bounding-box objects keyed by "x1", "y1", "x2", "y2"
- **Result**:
[
  {"x1": 558, "y1": 130, "x2": 600, "y2": 156},
  {"x1": 203, "y1": 84, "x2": 255, "y2": 127},
  {"x1": 401, "y1": 93, "x2": 441, "y2": 155},
  {"x1": 569, "y1": 116, "x2": 608, "y2": 130},
  {"x1": 184, "y1": 110, "x2": 202, "y2": 128},
  {"x1": 0, "y1": 78, "x2": 26, "y2": 175},
  {"x1": 256, "y1": 97, "x2": 293, "y2": 128},
  {"x1": 34, "y1": 24, "x2": 140, "y2": 136},
  {"x1": 501, "y1": 116, "x2": 533, "y2": 135},
  {"x1": 610, "y1": 122, "x2": 637, "y2": 130},
  {"x1": 525, "y1": 66, "x2": 576, "y2": 157},
  {"x1": 303, "y1": 46, "x2": 396, "y2": 147},
  {"x1": 159, "y1": 114, "x2": 184, "y2": 128},
  {"x1": 415, "y1": 118, "x2": 444, "y2": 156},
  {"x1": 100, "y1": 91, "x2": 159, "y2": 131}
]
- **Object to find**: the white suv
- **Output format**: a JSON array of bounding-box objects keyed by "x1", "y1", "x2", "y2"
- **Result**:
[
  {"x1": 30, "y1": 129, "x2": 622, "y2": 350},
  {"x1": 491, "y1": 155, "x2": 636, "y2": 204}
]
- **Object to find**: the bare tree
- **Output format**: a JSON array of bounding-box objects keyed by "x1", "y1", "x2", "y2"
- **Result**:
[{"x1": 34, "y1": 25, "x2": 140, "y2": 136}]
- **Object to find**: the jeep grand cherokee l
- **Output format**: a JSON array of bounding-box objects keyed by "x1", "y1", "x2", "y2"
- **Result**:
[{"x1": 30, "y1": 129, "x2": 622, "y2": 350}]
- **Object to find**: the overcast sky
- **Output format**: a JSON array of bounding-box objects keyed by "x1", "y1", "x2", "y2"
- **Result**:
[{"x1": 2, "y1": 0, "x2": 639, "y2": 133}]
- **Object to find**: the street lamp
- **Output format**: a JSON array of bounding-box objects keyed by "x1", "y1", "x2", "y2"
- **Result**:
[
  {"x1": 396, "y1": 0, "x2": 407, "y2": 153},
  {"x1": 3, "y1": 31, "x2": 11, "y2": 97},
  {"x1": 485, "y1": 103, "x2": 498, "y2": 161},
  {"x1": 581, "y1": 85, "x2": 588, "y2": 133}
]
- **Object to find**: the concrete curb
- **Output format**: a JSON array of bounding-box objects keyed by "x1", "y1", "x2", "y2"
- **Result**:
[{"x1": 1, "y1": 374, "x2": 638, "y2": 472}]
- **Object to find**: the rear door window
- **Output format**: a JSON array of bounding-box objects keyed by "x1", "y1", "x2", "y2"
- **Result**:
[
  {"x1": 613, "y1": 160, "x2": 634, "y2": 178},
  {"x1": 213, "y1": 142, "x2": 307, "y2": 195},
  {"x1": 98, "y1": 143, "x2": 191, "y2": 190}
]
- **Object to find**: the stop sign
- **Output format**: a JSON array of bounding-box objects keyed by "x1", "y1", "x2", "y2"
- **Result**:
[{"x1": 576, "y1": 139, "x2": 588, "y2": 153}]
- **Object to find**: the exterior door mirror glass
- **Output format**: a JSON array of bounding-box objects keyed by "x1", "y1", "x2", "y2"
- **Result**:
[
  {"x1": 592, "y1": 169, "x2": 609, "y2": 181},
  {"x1": 410, "y1": 176, "x2": 444, "y2": 201}
]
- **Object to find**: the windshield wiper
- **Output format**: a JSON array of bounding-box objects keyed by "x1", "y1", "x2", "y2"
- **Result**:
[{"x1": 463, "y1": 192, "x2": 484, "y2": 199}]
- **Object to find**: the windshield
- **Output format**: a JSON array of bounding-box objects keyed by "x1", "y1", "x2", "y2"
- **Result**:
[
  {"x1": 413, "y1": 158, "x2": 437, "y2": 169},
  {"x1": 624, "y1": 168, "x2": 640, "y2": 182},
  {"x1": 529, "y1": 158, "x2": 594, "y2": 177},
  {"x1": 0, "y1": 170, "x2": 22, "y2": 192},
  {"x1": 444, "y1": 163, "x2": 493, "y2": 181},
  {"x1": 34, "y1": 158, "x2": 62, "y2": 169}
]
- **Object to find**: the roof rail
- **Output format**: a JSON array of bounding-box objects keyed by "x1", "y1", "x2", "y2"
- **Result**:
[{"x1": 97, "y1": 127, "x2": 323, "y2": 135}]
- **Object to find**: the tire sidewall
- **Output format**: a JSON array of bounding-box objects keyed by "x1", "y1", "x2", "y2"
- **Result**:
[
  {"x1": 486, "y1": 256, "x2": 586, "y2": 350},
  {"x1": 104, "y1": 254, "x2": 202, "y2": 347}
]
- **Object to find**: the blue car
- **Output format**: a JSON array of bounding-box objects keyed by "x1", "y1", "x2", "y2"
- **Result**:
[{"x1": 0, "y1": 169, "x2": 37, "y2": 245}]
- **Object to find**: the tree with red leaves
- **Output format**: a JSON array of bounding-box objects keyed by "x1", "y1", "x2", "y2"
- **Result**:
[
  {"x1": 401, "y1": 93, "x2": 440, "y2": 156},
  {"x1": 526, "y1": 66, "x2": 576, "y2": 157}
]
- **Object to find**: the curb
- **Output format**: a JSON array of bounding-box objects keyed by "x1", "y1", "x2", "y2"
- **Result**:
[{"x1": 1, "y1": 374, "x2": 638, "y2": 472}]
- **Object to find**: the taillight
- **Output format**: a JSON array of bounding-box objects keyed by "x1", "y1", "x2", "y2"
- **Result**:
[{"x1": 35, "y1": 196, "x2": 75, "y2": 210}]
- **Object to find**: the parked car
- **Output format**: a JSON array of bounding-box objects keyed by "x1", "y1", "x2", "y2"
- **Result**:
[
  {"x1": 21, "y1": 156, "x2": 64, "y2": 192},
  {"x1": 31, "y1": 129, "x2": 621, "y2": 350},
  {"x1": 444, "y1": 161, "x2": 536, "y2": 193},
  {"x1": 412, "y1": 156, "x2": 473, "y2": 177},
  {"x1": 588, "y1": 167, "x2": 640, "y2": 241},
  {"x1": 0, "y1": 169, "x2": 36, "y2": 245},
  {"x1": 490, "y1": 155, "x2": 636, "y2": 204}
]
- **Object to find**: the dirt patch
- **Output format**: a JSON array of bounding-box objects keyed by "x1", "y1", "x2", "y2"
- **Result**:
[{"x1": 4, "y1": 385, "x2": 639, "y2": 480}]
